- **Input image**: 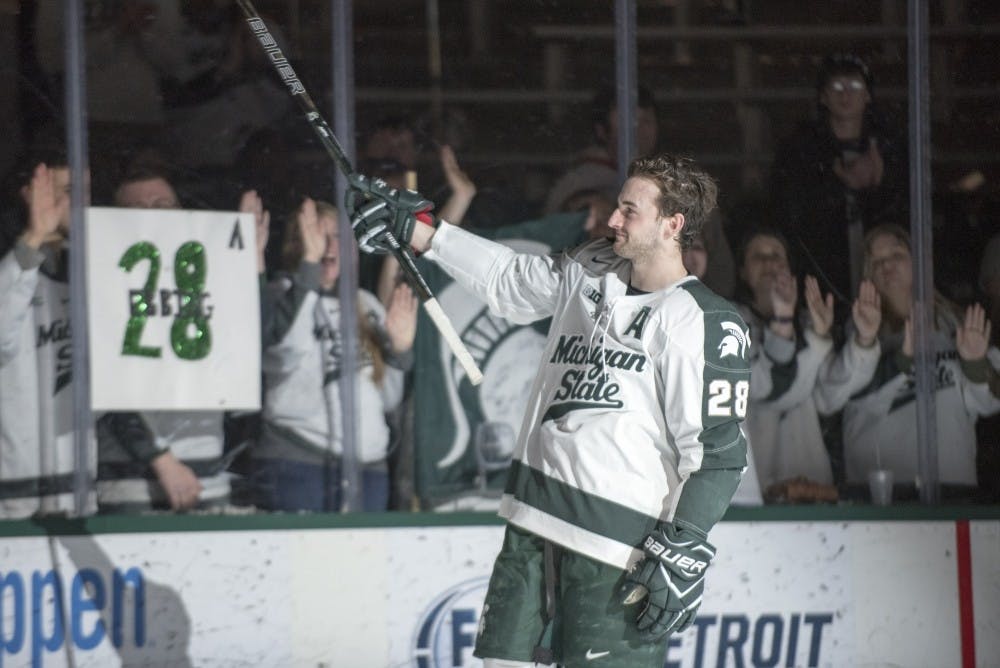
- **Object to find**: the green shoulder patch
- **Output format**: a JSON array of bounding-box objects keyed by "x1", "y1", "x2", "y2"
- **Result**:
[{"x1": 679, "y1": 282, "x2": 750, "y2": 472}]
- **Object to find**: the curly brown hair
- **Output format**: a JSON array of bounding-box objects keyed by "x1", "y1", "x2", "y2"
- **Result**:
[{"x1": 627, "y1": 154, "x2": 718, "y2": 250}]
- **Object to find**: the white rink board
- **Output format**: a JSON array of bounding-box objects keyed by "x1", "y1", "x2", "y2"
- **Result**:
[
  {"x1": 972, "y1": 521, "x2": 1000, "y2": 667},
  {"x1": 0, "y1": 521, "x2": 994, "y2": 667},
  {"x1": 86, "y1": 207, "x2": 260, "y2": 411}
]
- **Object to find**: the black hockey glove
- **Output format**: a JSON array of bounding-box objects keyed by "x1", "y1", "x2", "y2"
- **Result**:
[
  {"x1": 345, "y1": 172, "x2": 435, "y2": 255},
  {"x1": 620, "y1": 522, "x2": 715, "y2": 640}
]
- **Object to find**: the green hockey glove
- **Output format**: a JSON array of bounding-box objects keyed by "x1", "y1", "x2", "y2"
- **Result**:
[
  {"x1": 620, "y1": 522, "x2": 716, "y2": 640},
  {"x1": 345, "y1": 172, "x2": 435, "y2": 254}
]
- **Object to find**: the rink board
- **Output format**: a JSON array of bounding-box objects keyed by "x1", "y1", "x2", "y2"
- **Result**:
[{"x1": 0, "y1": 518, "x2": 996, "y2": 668}]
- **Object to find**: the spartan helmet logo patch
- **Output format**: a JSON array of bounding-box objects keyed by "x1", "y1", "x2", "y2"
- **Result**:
[{"x1": 718, "y1": 321, "x2": 749, "y2": 359}]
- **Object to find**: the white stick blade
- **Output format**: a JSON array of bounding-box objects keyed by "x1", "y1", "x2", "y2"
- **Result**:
[{"x1": 422, "y1": 298, "x2": 484, "y2": 386}]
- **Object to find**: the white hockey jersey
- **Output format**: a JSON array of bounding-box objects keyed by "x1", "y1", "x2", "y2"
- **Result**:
[
  {"x1": 841, "y1": 312, "x2": 1000, "y2": 485},
  {"x1": 258, "y1": 270, "x2": 407, "y2": 465},
  {"x1": 0, "y1": 244, "x2": 95, "y2": 518},
  {"x1": 739, "y1": 306, "x2": 835, "y2": 488},
  {"x1": 425, "y1": 223, "x2": 750, "y2": 569}
]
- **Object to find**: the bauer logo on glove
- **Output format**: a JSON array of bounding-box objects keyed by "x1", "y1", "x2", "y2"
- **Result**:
[
  {"x1": 641, "y1": 535, "x2": 710, "y2": 577},
  {"x1": 620, "y1": 522, "x2": 716, "y2": 640}
]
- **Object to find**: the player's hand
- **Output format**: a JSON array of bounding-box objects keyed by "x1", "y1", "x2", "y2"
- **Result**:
[
  {"x1": 956, "y1": 303, "x2": 992, "y2": 362},
  {"x1": 150, "y1": 451, "x2": 203, "y2": 511},
  {"x1": 804, "y1": 275, "x2": 834, "y2": 337},
  {"x1": 345, "y1": 172, "x2": 435, "y2": 254},
  {"x1": 833, "y1": 140, "x2": 882, "y2": 191},
  {"x1": 620, "y1": 523, "x2": 715, "y2": 640},
  {"x1": 22, "y1": 163, "x2": 66, "y2": 249},
  {"x1": 385, "y1": 282, "x2": 418, "y2": 353},
  {"x1": 239, "y1": 189, "x2": 270, "y2": 273},
  {"x1": 441, "y1": 145, "x2": 476, "y2": 200},
  {"x1": 439, "y1": 145, "x2": 476, "y2": 223},
  {"x1": 296, "y1": 197, "x2": 328, "y2": 264},
  {"x1": 852, "y1": 279, "x2": 882, "y2": 347}
]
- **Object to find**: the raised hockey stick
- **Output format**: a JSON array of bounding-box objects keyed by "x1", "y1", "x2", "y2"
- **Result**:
[{"x1": 235, "y1": 0, "x2": 483, "y2": 385}]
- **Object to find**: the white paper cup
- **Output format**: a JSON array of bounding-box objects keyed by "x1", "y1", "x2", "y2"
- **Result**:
[{"x1": 868, "y1": 469, "x2": 894, "y2": 506}]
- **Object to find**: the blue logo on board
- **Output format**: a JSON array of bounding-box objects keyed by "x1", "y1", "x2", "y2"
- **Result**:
[{"x1": 412, "y1": 577, "x2": 489, "y2": 667}]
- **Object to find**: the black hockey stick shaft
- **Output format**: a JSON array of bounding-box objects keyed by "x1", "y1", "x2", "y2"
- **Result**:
[
  {"x1": 235, "y1": 0, "x2": 432, "y2": 302},
  {"x1": 234, "y1": 0, "x2": 483, "y2": 385},
  {"x1": 235, "y1": 0, "x2": 352, "y2": 177}
]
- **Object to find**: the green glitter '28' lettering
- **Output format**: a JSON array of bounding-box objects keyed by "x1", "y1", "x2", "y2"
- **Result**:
[
  {"x1": 119, "y1": 241, "x2": 161, "y2": 358},
  {"x1": 118, "y1": 241, "x2": 212, "y2": 360},
  {"x1": 170, "y1": 241, "x2": 211, "y2": 360}
]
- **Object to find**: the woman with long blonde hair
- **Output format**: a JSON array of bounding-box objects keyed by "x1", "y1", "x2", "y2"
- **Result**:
[{"x1": 252, "y1": 198, "x2": 417, "y2": 511}]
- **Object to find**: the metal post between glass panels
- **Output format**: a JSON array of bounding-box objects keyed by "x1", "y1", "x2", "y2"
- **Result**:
[
  {"x1": 333, "y1": 0, "x2": 362, "y2": 513},
  {"x1": 615, "y1": 0, "x2": 638, "y2": 185},
  {"x1": 908, "y1": 0, "x2": 939, "y2": 504},
  {"x1": 65, "y1": 0, "x2": 92, "y2": 517}
]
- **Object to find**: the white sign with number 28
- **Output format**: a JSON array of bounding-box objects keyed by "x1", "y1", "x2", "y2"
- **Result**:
[{"x1": 86, "y1": 207, "x2": 260, "y2": 411}]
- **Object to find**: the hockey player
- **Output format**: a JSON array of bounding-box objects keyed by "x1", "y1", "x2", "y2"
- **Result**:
[{"x1": 349, "y1": 154, "x2": 750, "y2": 667}]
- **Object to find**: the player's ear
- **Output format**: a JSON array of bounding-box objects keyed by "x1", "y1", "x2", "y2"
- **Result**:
[{"x1": 664, "y1": 212, "x2": 685, "y2": 242}]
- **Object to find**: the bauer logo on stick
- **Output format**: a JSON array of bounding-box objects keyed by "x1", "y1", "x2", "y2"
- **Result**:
[
  {"x1": 235, "y1": 0, "x2": 482, "y2": 386},
  {"x1": 244, "y1": 18, "x2": 306, "y2": 95}
]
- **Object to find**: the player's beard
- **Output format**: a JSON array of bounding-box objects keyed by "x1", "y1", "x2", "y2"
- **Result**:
[{"x1": 613, "y1": 226, "x2": 660, "y2": 262}]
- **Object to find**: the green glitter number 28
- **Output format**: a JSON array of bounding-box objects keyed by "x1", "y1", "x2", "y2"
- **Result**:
[
  {"x1": 118, "y1": 240, "x2": 211, "y2": 360},
  {"x1": 119, "y1": 241, "x2": 161, "y2": 358},
  {"x1": 170, "y1": 241, "x2": 212, "y2": 360}
]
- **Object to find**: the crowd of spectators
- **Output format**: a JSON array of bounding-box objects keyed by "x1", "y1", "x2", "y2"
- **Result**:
[{"x1": 2, "y1": 3, "x2": 998, "y2": 517}]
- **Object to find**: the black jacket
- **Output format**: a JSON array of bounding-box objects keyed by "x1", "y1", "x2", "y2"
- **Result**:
[{"x1": 771, "y1": 113, "x2": 908, "y2": 307}]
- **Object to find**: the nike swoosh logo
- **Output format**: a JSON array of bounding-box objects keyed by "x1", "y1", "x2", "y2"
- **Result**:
[
  {"x1": 541, "y1": 400, "x2": 621, "y2": 423},
  {"x1": 585, "y1": 649, "x2": 610, "y2": 660}
]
